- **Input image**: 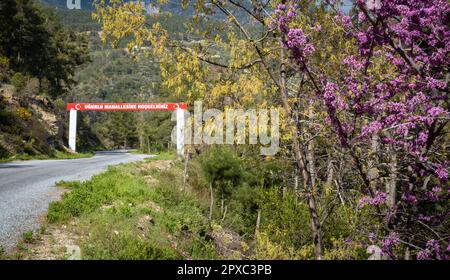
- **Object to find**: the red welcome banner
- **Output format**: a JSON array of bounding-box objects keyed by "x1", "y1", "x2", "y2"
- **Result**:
[{"x1": 67, "y1": 103, "x2": 187, "y2": 111}]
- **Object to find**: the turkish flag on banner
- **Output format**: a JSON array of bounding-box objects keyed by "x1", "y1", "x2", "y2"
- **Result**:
[{"x1": 67, "y1": 103, "x2": 187, "y2": 111}]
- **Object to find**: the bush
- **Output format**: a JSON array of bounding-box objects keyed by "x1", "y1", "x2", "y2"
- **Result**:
[
  {"x1": 22, "y1": 231, "x2": 34, "y2": 244},
  {"x1": 10, "y1": 72, "x2": 26, "y2": 92},
  {"x1": 254, "y1": 232, "x2": 313, "y2": 260},
  {"x1": 199, "y1": 145, "x2": 245, "y2": 187},
  {"x1": 23, "y1": 141, "x2": 35, "y2": 155},
  {"x1": 81, "y1": 231, "x2": 181, "y2": 260},
  {"x1": 322, "y1": 237, "x2": 367, "y2": 260},
  {"x1": 223, "y1": 185, "x2": 259, "y2": 237},
  {"x1": 0, "y1": 145, "x2": 10, "y2": 159},
  {"x1": 257, "y1": 187, "x2": 312, "y2": 249},
  {"x1": 15, "y1": 107, "x2": 32, "y2": 120},
  {"x1": 0, "y1": 56, "x2": 9, "y2": 82}
]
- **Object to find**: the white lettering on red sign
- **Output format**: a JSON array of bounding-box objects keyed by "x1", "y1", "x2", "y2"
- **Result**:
[{"x1": 67, "y1": 103, "x2": 186, "y2": 111}]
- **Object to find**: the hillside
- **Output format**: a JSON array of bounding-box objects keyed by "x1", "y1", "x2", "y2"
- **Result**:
[
  {"x1": 0, "y1": 0, "x2": 101, "y2": 160},
  {"x1": 0, "y1": 84, "x2": 101, "y2": 159}
]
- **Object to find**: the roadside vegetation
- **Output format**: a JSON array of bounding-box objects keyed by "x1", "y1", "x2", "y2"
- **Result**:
[
  {"x1": 0, "y1": 150, "x2": 93, "y2": 163},
  {"x1": 143, "y1": 151, "x2": 176, "y2": 161},
  {"x1": 8, "y1": 149, "x2": 376, "y2": 260},
  {"x1": 12, "y1": 153, "x2": 215, "y2": 260}
]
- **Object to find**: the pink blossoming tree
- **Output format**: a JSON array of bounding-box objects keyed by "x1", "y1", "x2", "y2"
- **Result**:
[{"x1": 275, "y1": 0, "x2": 449, "y2": 259}]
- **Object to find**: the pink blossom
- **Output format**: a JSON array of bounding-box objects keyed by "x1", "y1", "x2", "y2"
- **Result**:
[
  {"x1": 427, "y1": 107, "x2": 447, "y2": 118},
  {"x1": 358, "y1": 12, "x2": 367, "y2": 22},
  {"x1": 360, "y1": 121, "x2": 383, "y2": 138},
  {"x1": 402, "y1": 193, "x2": 417, "y2": 205},
  {"x1": 287, "y1": 10, "x2": 296, "y2": 19},
  {"x1": 434, "y1": 164, "x2": 448, "y2": 180}
]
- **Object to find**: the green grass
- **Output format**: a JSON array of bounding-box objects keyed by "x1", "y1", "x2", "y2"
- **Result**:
[
  {"x1": 46, "y1": 160, "x2": 216, "y2": 260},
  {"x1": 130, "y1": 150, "x2": 176, "y2": 161},
  {"x1": 0, "y1": 150, "x2": 93, "y2": 163},
  {"x1": 22, "y1": 231, "x2": 35, "y2": 244},
  {"x1": 144, "y1": 151, "x2": 176, "y2": 161}
]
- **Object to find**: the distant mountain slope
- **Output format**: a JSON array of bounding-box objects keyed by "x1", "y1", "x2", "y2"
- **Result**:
[
  {"x1": 39, "y1": 0, "x2": 194, "y2": 14},
  {"x1": 39, "y1": 0, "x2": 93, "y2": 9},
  {"x1": 39, "y1": 0, "x2": 249, "y2": 20}
]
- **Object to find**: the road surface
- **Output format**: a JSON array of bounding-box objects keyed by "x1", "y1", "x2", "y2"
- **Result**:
[{"x1": 0, "y1": 150, "x2": 151, "y2": 251}]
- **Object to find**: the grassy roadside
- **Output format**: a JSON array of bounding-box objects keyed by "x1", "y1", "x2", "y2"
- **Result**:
[
  {"x1": 10, "y1": 153, "x2": 217, "y2": 260},
  {"x1": 143, "y1": 151, "x2": 176, "y2": 161},
  {"x1": 129, "y1": 150, "x2": 176, "y2": 161},
  {"x1": 0, "y1": 150, "x2": 94, "y2": 163}
]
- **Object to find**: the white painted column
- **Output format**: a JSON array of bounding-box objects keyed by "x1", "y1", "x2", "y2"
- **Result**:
[
  {"x1": 176, "y1": 108, "x2": 185, "y2": 155},
  {"x1": 68, "y1": 109, "x2": 77, "y2": 152},
  {"x1": 67, "y1": 0, "x2": 81, "y2": 10}
]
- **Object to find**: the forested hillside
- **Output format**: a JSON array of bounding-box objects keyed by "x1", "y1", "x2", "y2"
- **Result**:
[
  {"x1": 57, "y1": 6, "x2": 192, "y2": 150},
  {"x1": 0, "y1": 0, "x2": 100, "y2": 159},
  {"x1": 0, "y1": 0, "x2": 188, "y2": 157}
]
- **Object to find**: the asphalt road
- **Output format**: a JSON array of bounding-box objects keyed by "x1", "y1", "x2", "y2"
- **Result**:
[{"x1": 0, "y1": 150, "x2": 151, "y2": 251}]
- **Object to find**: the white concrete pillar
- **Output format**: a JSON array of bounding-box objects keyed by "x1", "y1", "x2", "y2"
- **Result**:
[
  {"x1": 176, "y1": 108, "x2": 185, "y2": 155},
  {"x1": 67, "y1": 0, "x2": 81, "y2": 9},
  {"x1": 68, "y1": 109, "x2": 77, "y2": 152}
]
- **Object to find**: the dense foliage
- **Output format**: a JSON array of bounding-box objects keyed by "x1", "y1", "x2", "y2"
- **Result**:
[
  {"x1": 0, "y1": 0, "x2": 98, "y2": 158},
  {"x1": 273, "y1": 0, "x2": 449, "y2": 260},
  {"x1": 0, "y1": 0, "x2": 89, "y2": 96},
  {"x1": 92, "y1": 0, "x2": 449, "y2": 260}
]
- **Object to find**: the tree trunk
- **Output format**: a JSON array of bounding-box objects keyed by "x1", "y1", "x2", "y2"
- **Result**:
[
  {"x1": 220, "y1": 188, "x2": 224, "y2": 215},
  {"x1": 255, "y1": 209, "x2": 261, "y2": 237},
  {"x1": 404, "y1": 247, "x2": 410, "y2": 260},
  {"x1": 209, "y1": 182, "x2": 214, "y2": 221},
  {"x1": 326, "y1": 158, "x2": 334, "y2": 187},
  {"x1": 182, "y1": 150, "x2": 189, "y2": 191},
  {"x1": 294, "y1": 168, "x2": 299, "y2": 203},
  {"x1": 307, "y1": 103, "x2": 317, "y2": 187},
  {"x1": 221, "y1": 206, "x2": 228, "y2": 222},
  {"x1": 386, "y1": 147, "x2": 397, "y2": 208},
  {"x1": 279, "y1": 44, "x2": 323, "y2": 259},
  {"x1": 367, "y1": 133, "x2": 380, "y2": 193},
  {"x1": 138, "y1": 111, "x2": 145, "y2": 152}
]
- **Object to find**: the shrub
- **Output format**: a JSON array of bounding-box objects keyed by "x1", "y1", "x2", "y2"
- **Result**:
[
  {"x1": 22, "y1": 231, "x2": 34, "y2": 244},
  {"x1": 0, "y1": 56, "x2": 9, "y2": 68},
  {"x1": 199, "y1": 145, "x2": 244, "y2": 187},
  {"x1": 15, "y1": 107, "x2": 32, "y2": 120},
  {"x1": 254, "y1": 232, "x2": 313, "y2": 260},
  {"x1": 257, "y1": 187, "x2": 312, "y2": 249},
  {"x1": 223, "y1": 185, "x2": 259, "y2": 237},
  {"x1": 23, "y1": 141, "x2": 35, "y2": 155},
  {"x1": 0, "y1": 56, "x2": 9, "y2": 82},
  {"x1": 0, "y1": 145, "x2": 10, "y2": 159},
  {"x1": 81, "y1": 231, "x2": 181, "y2": 260},
  {"x1": 10, "y1": 72, "x2": 26, "y2": 91},
  {"x1": 323, "y1": 237, "x2": 367, "y2": 260}
]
